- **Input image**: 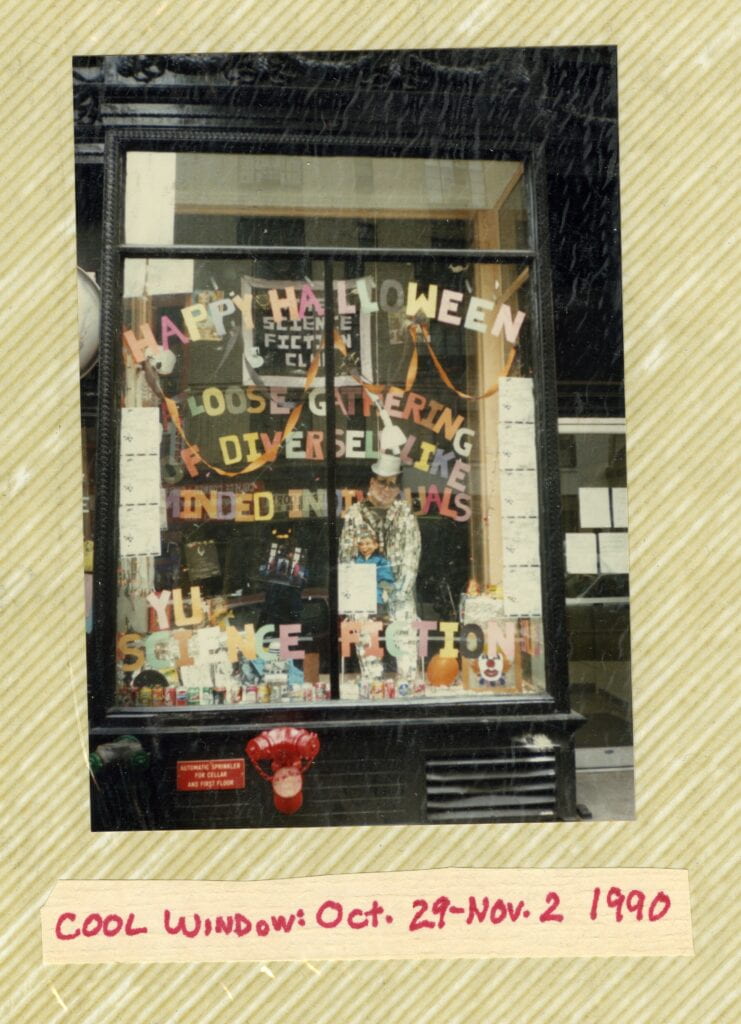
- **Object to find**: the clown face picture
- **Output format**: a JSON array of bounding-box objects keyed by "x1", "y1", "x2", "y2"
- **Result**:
[{"x1": 477, "y1": 651, "x2": 507, "y2": 688}]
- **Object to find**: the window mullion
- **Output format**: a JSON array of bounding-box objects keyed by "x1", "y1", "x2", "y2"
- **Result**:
[{"x1": 322, "y1": 259, "x2": 342, "y2": 698}]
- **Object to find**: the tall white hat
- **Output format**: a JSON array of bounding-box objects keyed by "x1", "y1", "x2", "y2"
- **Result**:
[
  {"x1": 379, "y1": 422, "x2": 407, "y2": 454},
  {"x1": 371, "y1": 453, "x2": 402, "y2": 477}
]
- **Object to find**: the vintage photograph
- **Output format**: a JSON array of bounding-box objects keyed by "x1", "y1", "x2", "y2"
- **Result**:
[{"x1": 74, "y1": 47, "x2": 633, "y2": 829}]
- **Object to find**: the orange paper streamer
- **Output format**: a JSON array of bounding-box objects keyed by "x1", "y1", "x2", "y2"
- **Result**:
[
  {"x1": 410, "y1": 322, "x2": 518, "y2": 401},
  {"x1": 160, "y1": 319, "x2": 517, "y2": 477}
]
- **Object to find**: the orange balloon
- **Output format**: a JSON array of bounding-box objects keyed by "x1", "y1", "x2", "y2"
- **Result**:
[{"x1": 426, "y1": 654, "x2": 459, "y2": 686}]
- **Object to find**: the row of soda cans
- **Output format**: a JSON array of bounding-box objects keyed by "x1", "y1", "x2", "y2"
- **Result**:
[
  {"x1": 116, "y1": 679, "x2": 431, "y2": 706},
  {"x1": 116, "y1": 681, "x2": 331, "y2": 707},
  {"x1": 356, "y1": 678, "x2": 427, "y2": 700}
]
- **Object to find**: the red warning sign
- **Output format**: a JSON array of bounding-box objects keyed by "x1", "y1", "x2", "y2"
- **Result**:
[{"x1": 177, "y1": 759, "x2": 246, "y2": 792}]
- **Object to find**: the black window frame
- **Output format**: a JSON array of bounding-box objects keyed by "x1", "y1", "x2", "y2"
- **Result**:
[{"x1": 90, "y1": 126, "x2": 569, "y2": 731}]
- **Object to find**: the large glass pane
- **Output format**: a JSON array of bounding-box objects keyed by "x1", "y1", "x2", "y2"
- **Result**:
[
  {"x1": 330, "y1": 258, "x2": 545, "y2": 700},
  {"x1": 124, "y1": 152, "x2": 529, "y2": 251},
  {"x1": 114, "y1": 254, "x2": 545, "y2": 705},
  {"x1": 117, "y1": 147, "x2": 544, "y2": 706},
  {"x1": 115, "y1": 257, "x2": 334, "y2": 709}
]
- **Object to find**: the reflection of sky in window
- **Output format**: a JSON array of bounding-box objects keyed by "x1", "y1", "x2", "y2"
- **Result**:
[
  {"x1": 125, "y1": 152, "x2": 176, "y2": 245},
  {"x1": 127, "y1": 152, "x2": 525, "y2": 242},
  {"x1": 123, "y1": 258, "x2": 194, "y2": 297}
]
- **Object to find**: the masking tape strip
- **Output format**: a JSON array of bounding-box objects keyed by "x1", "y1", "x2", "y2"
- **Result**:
[{"x1": 42, "y1": 869, "x2": 692, "y2": 964}]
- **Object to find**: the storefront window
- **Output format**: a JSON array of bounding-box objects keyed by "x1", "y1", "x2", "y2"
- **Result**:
[{"x1": 115, "y1": 150, "x2": 547, "y2": 708}]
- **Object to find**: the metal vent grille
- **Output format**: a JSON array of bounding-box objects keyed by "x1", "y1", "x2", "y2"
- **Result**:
[{"x1": 425, "y1": 747, "x2": 558, "y2": 823}]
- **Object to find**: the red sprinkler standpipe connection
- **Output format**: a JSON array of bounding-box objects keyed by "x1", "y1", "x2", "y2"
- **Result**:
[{"x1": 246, "y1": 727, "x2": 320, "y2": 814}]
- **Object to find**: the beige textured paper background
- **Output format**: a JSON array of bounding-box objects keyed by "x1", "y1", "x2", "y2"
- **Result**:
[{"x1": 0, "y1": 2, "x2": 737, "y2": 1022}]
